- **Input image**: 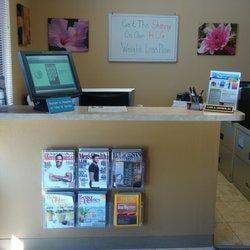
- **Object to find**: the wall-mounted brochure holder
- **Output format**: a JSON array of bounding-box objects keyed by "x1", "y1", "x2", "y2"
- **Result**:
[{"x1": 41, "y1": 147, "x2": 146, "y2": 229}]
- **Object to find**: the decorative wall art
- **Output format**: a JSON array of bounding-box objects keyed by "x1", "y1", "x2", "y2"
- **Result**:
[
  {"x1": 197, "y1": 23, "x2": 238, "y2": 55},
  {"x1": 48, "y1": 18, "x2": 89, "y2": 52},
  {"x1": 17, "y1": 3, "x2": 31, "y2": 46}
]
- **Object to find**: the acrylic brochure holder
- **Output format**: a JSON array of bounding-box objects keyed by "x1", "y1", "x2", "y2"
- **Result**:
[
  {"x1": 41, "y1": 147, "x2": 146, "y2": 229},
  {"x1": 204, "y1": 70, "x2": 241, "y2": 113}
]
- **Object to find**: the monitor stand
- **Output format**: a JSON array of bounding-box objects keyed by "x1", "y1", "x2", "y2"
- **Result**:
[{"x1": 33, "y1": 99, "x2": 49, "y2": 112}]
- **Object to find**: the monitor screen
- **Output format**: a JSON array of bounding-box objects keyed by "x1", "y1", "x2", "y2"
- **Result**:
[{"x1": 19, "y1": 51, "x2": 82, "y2": 100}]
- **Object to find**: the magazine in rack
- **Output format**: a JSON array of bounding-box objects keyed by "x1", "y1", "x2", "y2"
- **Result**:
[
  {"x1": 44, "y1": 192, "x2": 75, "y2": 229},
  {"x1": 42, "y1": 149, "x2": 75, "y2": 189},
  {"x1": 111, "y1": 149, "x2": 144, "y2": 188},
  {"x1": 78, "y1": 148, "x2": 109, "y2": 189},
  {"x1": 77, "y1": 192, "x2": 107, "y2": 228},
  {"x1": 113, "y1": 193, "x2": 142, "y2": 227}
]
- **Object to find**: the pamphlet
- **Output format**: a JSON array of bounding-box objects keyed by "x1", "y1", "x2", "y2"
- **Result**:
[
  {"x1": 78, "y1": 148, "x2": 109, "y2": 189},
  {"x1": 113, "y1": 193, "x2": 141, "y2": 227},
  {"x1": 77, "y1": 192, "x2": 106, "y2": 228},
  {"x1": 207, "y1": 70, "x2": 241, "y2": 109},
  {"x1": 42, "y1": 150, "x2": 75, "y2": 189},
  {"x1": 44, "y1": 192, "x2": 75, "y2": 229}
]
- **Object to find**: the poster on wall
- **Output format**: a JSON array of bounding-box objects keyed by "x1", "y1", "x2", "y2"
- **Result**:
[
  {"x1": 48, "y1": 18, "x2": 89, "y2": 52},
  {"x1": 197, "y1": 23, "x2": 238, "y2": 55},
  {"x1": 109, "y1": 13, "x2": 179, "y2": 62},
  {"x1": 17, "y1": 4, "x2": 31, "y2": 46}
]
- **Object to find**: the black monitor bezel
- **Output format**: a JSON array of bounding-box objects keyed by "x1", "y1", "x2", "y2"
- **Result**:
[{"x1": 18, "y1": 51, "x2": 82, "y2": 101}]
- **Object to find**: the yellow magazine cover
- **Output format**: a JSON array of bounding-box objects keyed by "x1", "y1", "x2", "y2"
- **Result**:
[{"x1": 113, "y1": 193, "x2": 141, "y2": 227}]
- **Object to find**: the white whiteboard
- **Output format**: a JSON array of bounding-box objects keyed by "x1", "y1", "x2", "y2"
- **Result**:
[{"x1": 109, "y1": 13, "x2": 179, "y2": 62}]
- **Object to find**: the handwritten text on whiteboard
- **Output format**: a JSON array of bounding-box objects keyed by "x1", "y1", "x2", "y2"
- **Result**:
[{"x1": 109, "y1": 14, "x2": 179, "y2": 62}]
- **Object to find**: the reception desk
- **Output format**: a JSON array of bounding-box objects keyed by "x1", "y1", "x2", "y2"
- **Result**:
[{"x1": 0, "y1": 106, "x2": 244, "y2": 250}]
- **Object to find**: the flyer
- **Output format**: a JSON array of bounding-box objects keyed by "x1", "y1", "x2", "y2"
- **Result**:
[
  {"x1": 42, "y1": 150, "x2": 75, "y2": 189},
  {"x1": 44, "y1": 192, "x2": 75, "y2": 229},
  {"x1": 77, "y1": 192, "x2": 106, "y2": 228},
  {"x1": 113, "y1": 193, "x2": 141, "y2": 227},
  {"x1": 207, "y1": 70, "x2": 241, "y2": 109},
  {"x1": 78, "y1": 148, "x2": 109, "y2": 189},
  {"x1": 112, "y1": 149, "x2": 144, "y2": 188}
]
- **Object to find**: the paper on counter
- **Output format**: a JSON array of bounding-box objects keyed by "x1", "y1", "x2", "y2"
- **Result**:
[{"x1": 88, "y1": 106, "x2": 128, "y2": 113}]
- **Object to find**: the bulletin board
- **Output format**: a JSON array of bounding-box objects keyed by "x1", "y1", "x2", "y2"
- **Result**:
[{"x1": 108, "y1": 13, "x2": 179, "y2": 62}]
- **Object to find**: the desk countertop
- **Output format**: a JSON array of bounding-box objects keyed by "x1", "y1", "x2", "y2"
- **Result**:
[{"x1": 0, "y1": 105, "x2": 245, "y2": 121}]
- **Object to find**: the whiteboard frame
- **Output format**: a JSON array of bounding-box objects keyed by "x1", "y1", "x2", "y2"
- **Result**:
[{"x1": 108, "y1": 13, "x2": 179, "y2": 62}]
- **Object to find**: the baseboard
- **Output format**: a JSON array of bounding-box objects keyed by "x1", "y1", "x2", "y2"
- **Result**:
[{"x1": 0, "y1": 235, "x2": 213, "y2": 250}]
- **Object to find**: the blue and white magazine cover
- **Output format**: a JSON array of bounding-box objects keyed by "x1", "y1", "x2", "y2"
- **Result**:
[{"x1": 77, "y1": 192, "x2": 106, "y2": 227}]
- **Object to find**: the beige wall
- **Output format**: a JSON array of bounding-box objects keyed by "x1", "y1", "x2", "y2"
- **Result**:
[
  {"x1": 9, "y1": 0, "x2": 249, "y2": 105},
  {"x1": 9, "y1": 0, "x2": 32, "y2": 104},
  {"x1": 9, "y1": 0, "x2": 250, "y2": 105},
  {"x1": 0, "y1": 121, "x2": 220, "y2": 239}
]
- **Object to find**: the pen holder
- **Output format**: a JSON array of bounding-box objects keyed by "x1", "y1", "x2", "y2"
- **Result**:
[{"x1": 187, "y1": 102, "x2": 204, "y2": 111}]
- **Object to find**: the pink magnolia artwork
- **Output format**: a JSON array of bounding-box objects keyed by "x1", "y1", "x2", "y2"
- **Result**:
[
  {"x1": 48, "y1": 18, "x2": 89, "y2": 52},
  {"x1": 197, "y1": 23, "x2": 237, "y2": 55}
]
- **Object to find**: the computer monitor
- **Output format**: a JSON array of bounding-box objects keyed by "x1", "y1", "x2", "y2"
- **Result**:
[
  {"x1": 80, "y1": 88, "x2": 135, "y2": 106},
  {"x1": 18, "y1": 51, "x2": 82, "y2": 101}
]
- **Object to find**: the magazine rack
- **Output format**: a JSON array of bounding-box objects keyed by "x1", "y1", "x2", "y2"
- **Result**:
[{"x1": 41, "y1": 147, "x2": 146, "y2": 229}]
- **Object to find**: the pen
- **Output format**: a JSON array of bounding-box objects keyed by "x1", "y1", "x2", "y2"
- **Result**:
[
  {"x1": 192, "y1": 87, "x2": 197, "y2": 97},
  {"x1": 189, "y1": 87, "x2": 194, "y2": 102},
  {"x1": 198, "y1": 90, "x2": 204, "y2": 103}
]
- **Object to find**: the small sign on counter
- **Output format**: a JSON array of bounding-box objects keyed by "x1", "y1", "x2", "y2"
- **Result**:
[{"x1": 46, "y1": 97, "x2": 74, "y2": 113}]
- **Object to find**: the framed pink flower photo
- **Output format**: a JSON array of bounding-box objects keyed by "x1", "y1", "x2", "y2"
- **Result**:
[
  {"x1": 197, "y1": 23, "x2": 238, "y2": 55},
  {"x1": 48, "y1": 18, "x2": 89, "y2": 52}
]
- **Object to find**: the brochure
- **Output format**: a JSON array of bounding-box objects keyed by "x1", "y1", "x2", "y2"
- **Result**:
[{"x1": 207, "y1": 70, "x2": 241, "y2": 109}]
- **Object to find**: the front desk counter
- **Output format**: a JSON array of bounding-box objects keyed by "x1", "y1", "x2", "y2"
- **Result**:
[{"x1": 0, "y1": 106, "x2": 244, "y2": 250}]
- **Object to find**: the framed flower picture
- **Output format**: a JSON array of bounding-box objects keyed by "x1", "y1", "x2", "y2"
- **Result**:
[
  {"x1": 17, "y1": 4, "x2": 31, "y2": 46},
  {"x1": 197, "y1": 23, "x2": 238, "y2": 55},
  {"x1": 48, "y1": 18, "x2": 89, "y2": 52}
]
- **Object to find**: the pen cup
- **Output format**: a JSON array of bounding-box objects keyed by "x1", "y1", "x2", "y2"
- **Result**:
[{"x1": 187, "y1": 102, "x2": 204, "y2": 111}]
